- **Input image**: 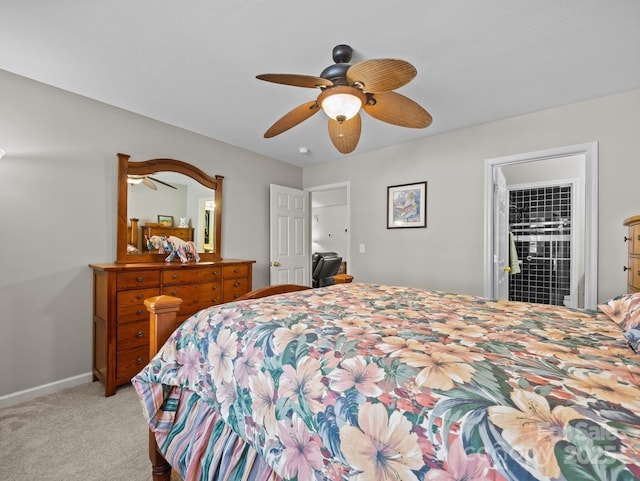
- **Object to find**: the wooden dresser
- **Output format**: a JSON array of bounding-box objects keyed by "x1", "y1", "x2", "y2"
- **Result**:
[
  {"x1": 89, "y1": 259, "x2": 254, "y2": 396},
  {"x1": 624, "y1": 215, "x2": 640, "y2": 293}
]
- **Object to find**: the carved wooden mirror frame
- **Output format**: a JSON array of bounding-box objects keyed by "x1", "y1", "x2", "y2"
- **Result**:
[{"x1": 116, "y1": 153, "x2": 223, "y2": 263}]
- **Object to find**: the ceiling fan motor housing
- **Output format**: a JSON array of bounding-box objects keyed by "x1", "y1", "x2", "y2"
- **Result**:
[{"x1": 320, "y1": 44, "x2": 353, "y2": 85}]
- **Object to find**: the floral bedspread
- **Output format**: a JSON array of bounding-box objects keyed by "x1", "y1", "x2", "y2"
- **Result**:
[{"x1": 133, "y1": 283, "x2": 640, "y2": 481}]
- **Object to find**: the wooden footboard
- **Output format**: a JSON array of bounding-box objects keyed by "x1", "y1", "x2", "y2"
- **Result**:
[
  {"x1": 143, "y1": 284, "x2": 310, "y2": 481},
  {"x1": 143, "y1": 295, "x2": 182, "y2": 481}
]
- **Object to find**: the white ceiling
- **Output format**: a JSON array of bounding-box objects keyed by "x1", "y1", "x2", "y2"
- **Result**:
[{"x1": 2, "y1": 1, "x2": 640, "y2": 168}]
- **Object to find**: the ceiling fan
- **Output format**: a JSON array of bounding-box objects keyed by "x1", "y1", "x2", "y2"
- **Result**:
[
  {"x1": 257, "y1": 44, "x2": 432, "y2": 154},
  {"x1": 127, "y1": 175, "x2": 177, "y2": 190}
]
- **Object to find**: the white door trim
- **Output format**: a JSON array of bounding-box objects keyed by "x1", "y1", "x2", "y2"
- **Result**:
[{"x1": 483, "y1": 142, "x2": 598, "y2": 308}]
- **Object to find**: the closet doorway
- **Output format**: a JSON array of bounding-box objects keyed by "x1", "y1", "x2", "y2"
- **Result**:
[{"x1": 483, "y1": 143, "x2": 598, "y2": 309}]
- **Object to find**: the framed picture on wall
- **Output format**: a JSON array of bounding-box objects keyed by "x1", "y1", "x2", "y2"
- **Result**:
[
  {"x1": 387, "y1": 181, "x2": 427, "y2": 229},
  {"x1": 157, "y1": 215, "x2": 174, "y2": 226}
]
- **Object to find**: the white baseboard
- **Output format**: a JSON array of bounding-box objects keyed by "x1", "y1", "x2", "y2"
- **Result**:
[{"x1": 0, "y1": 372, "x2": 93, "y2": 409}]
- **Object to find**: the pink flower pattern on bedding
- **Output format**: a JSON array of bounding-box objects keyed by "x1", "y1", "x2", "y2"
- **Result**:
[{"x1": 133, "y1": 284, "x2": 640, "y2": 481}]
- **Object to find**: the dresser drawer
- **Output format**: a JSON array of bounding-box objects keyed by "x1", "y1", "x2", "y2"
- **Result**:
[
  {"x1": 117, "y1": 320, "x2": 149, "y2": 351},
  {"x1": 223, "y1": 264, "x2": 249, "y2": 279},
  {"x1": 163, "y1": 282, "x2": 222, "y2": 314},
  {"x1": 631, "y1": 223, "x2": 640, "y2": 255},
  {"x1": 223, "y1": 278, "x2": 249, "y2": 302},
  {"x1": 117, "y1": 271, "x2": 160, "y2": 290},
  {"x1": 116, "y1": 347, "x2": 148, "y2": 380},
  {"x1": 629, "y1": 257, "x2": 640, "y2": 290},
  {"x1": 163, "y1": 268, "x2": 221, "y2": 286},
  {"x1": 118, "y1": 287, "x2": 160, "y2": 307},
  {"x1": 117, "y1": 287, "x2": 160, "y2": 323}
]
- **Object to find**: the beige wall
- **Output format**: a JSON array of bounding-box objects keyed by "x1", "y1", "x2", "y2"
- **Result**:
[
  {"x1": 304, "y1": 88, "x2": 640, "y2": 302},
  {"x1": 0, "y1": 69, "x2": 301, "y2": 398}
]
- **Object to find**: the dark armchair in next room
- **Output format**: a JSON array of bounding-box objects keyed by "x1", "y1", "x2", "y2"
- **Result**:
[{"x1": 311, "y1": 252, "x2": 343, "y2": 288}]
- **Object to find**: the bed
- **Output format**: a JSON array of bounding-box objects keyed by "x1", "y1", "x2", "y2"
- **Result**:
[{"x1": 133, "y1": 283, "x2": 640, "y2": 481}]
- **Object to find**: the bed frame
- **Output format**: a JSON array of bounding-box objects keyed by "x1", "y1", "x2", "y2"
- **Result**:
[{"x1": 143, "y1": 284, "x2": 311, "y2": 481}]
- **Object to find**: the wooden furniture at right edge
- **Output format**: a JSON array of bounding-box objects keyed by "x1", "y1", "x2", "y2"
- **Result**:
[{"x1": 624, "y1": 215, "x2": 640, "y2": 293}]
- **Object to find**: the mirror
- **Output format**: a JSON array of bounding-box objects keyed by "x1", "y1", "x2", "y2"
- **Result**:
[{"x1": 116, "y1": 153, "x2": 223, "y2": 263}]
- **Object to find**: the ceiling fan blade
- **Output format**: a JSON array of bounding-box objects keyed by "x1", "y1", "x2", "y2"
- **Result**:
[
  {"x1": 328, "y1": 114, "x2": 361, "y2": 154},
  {"x1": 148, "y1": 176, "x2": 177, "y2": 189},
  {"x1": 363, "y1": 91, "x2": 432, "y2": 128},
  {"x1": 264, "y1": 101, "x2": 321, "y2": 138},
  {"x1": 142, "y1": 177, "x2": 157, "y2": 190},
  {"x1": 347, "y1": 59, "x2": 417, "y2": 93},
  {"x1": 256, "y1": 74, "x2": 333, "y2": 89}
]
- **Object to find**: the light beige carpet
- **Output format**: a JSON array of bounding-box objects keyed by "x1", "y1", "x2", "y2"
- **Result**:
[{"x1": 0, "y1": 381, "x2": 181, "y2": 481}]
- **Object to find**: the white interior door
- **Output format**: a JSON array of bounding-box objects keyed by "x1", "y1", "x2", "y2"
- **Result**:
[
  {"x1": 270, "y1": 184, "x2": 310, "y2": 286},
  {"x1": 493, "y1": 167, "x2": 509, "y2": 300}
]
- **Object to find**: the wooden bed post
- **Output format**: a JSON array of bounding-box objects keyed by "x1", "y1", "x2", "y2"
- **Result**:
[
  {"x1": 145, "y1": 295, "x2": 182, "y2": 481},
  {"x1": 145, "y1": 295, "x2": 182, "y2": 358}
]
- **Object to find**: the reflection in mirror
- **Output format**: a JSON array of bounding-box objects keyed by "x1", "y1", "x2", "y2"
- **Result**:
[
  {"x1": 127, "y1": 172, "x2": 212, "y2": 253},
  {"x1": 116, "y1": 153, "x2": 223, "y2": 264},
  {"x1": 199, "y1": 199, "x2": 216, "y2": 253}
]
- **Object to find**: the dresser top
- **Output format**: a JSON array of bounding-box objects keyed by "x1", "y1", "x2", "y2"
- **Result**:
[
  {"x1": 623, "y1": 215, "x2": 640, "y2": 226},
  {"x1": 89, "y1": 259, "x2": 255, "y2": 271}
]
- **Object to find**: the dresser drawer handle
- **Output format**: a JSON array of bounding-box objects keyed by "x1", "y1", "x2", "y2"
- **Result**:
[
  {"x1": 136, "y1": 276, "x2": 143, "y2": 282},
  {"x1": 212, "y1": 285, "x2": 218, "y2": 291},
  {"x1": 136, "y1": 357, "x2": 144, "y2": 365},
  {"x1": 172, "y1": 290, "x2": 178, "y2": 296},
  {"x1": 172, "y1": 274, "x2": 178, "y2": 279},
  {"x1": 233, "y1": 268, "x2": 239, "y2": 274},
  {"x1": 637, "y1": 234, "x2": 640, "y2": 242},
  {"x1": 137, "y1": 309, "x2": 143, "y2": 315},
  {"x1": 213, "y1": 271, "x2": 218, "y2": 276},
  {"x1": 234, "y1": 293, "x2": 240, "y2": 299},
  {"x1": 136, "y1": 331, "x2": 144, "y2": 338},
  {"x1": 211, "y1": 298, "x2": 218, "y2": 303},
  {"x1": 136, "y1": 294, "x2": 143, "y2": 300},
  {"x1": 234, "y1": 281, "x2": 240, "y2": 287}
]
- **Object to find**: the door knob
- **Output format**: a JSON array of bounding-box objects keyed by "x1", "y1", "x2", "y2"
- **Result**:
[
  {"x1": 503, "y1": 266, "x2": 511, "y2": 272},
  {"x1": 271, "y1": 261, "x2": 280, "y2": 267}
]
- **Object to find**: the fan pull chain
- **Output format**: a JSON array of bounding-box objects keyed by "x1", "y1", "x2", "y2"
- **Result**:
[{"x1": 337, "y1": 115, "x2": 346, "y2": 137}]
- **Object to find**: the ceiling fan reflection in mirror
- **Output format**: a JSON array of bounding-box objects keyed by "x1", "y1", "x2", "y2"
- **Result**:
[
  {"x1": 127, "y1": 175, "x2": 177, "y2": 190},
  {"x1": 257, "y1": 44, "x2": 432, "y2": 154}
]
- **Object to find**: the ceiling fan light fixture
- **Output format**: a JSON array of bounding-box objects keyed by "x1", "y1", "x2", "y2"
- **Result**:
[
  {"x1": 318, "y1": 86, "x2": 366, "y2": 123},
  {"x1": 127, "y1": 176, "x2": 143, "y2": 185}
]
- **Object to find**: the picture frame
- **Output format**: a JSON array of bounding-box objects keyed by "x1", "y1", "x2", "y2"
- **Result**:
[
  {"x1": 387, "y1": 181, "x2": 427, "y2": 229},
  {"x1": 157, "y1": 215, "x2": 174, "y2": 227}
]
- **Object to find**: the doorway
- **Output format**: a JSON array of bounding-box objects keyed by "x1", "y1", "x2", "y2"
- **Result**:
[
  {"x1": 307, "y1": 182, "x2": 351, "y2": 275},
  {"x1": 483, "y1": 143, "x2": 598, "y2": 309}
]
